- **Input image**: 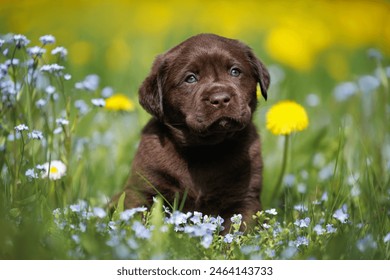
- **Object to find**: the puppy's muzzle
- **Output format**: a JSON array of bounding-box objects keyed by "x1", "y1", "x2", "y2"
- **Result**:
[{"x1": 208, "y1": 92, "x2": 231, "y2": 109}]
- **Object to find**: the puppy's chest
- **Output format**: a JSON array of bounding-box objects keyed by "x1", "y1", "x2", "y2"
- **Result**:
[{"x1": 179, "y1": 146, "x2": 252, "y2": 192}]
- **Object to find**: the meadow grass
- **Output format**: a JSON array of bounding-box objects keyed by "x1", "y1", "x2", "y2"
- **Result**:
[{"x1": 0, "y1": 33, "x2": 389, "y2": 260}]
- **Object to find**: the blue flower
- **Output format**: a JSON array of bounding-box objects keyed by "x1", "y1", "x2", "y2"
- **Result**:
[
  {"x1": 358, "y1": 75, "x2": 380, "y2": 94},
  {"x1": 166, "y1": 211, "x2": 191, "y2": 226},
  {"x1": 356, "y1": 234, "x2": 377, "y2": 252},
  {"x1": 283, "y1": 174, "x2": 295, "y2": 187},
  {"x1": 69, "y1": 200, "x2": 88, "y2": 213},
  {"x1": 241, "y1": 245, "x2": 260, "y2": 255},
  {"x1": 189, "y1": 211, "x2": 203, "y2": 224},
  {"x1": 120, "y1": 207, "x2": 147, "y2": 221},
  {"x1": 184, "y1": 222, "x2": 217, "y2": 237},
  {"x1": 230, "y1": 214, "x2": 242, "y2": 225},
  {"x1": 200, "y1": 234, "x2": 213, "y2": 248},
  {"x1": 333, "y1": 206, "x2": 349, "y2": 223},
  {"x1": 75, "y1": 74, "x2": 100, "y2": 91},
  {"x1": 313, "y1": 224, "x2": 325, "y2": 235},
  {"x1": 326, "y1": 224, "x2": 337, "y2": 233},
  {"x1": 132, "y1": 221, "x2": 151, "y2": 239},
  {"x1": 383, "y1": 233, "x2": 390, "y2": 243},
  {"x1": 294, "y1": 204, "x2": 308, "y2": 212},
  {"x1": 265, "y1": 248, "x2": 276, "y2": 258},
  {"x1": 367, "y1": 48, "x2": 383, "y2": 61},
  {"x1": 74, "y1": 99, "x2": 90, "y2": 115},
  {"x1": 294, "y1": 236, "x2": 309, "y2": 247},
  {"x1": 39, "y1": 35, "x2": 56, "y2": 45},
  {"x1": 92, "y1": 207, "x2": 107, "y2": 218},
  {"x1": 25, "y1": 168, "x2": 38, "y2": 179},
  {"x1": 294, "y1": 217, "x2": 310, "y2": 228},
  {"x1": 334, "y1": 82, "x2": 358, "y2": 101},
  {"x1": 281, "y1": 246, "x2": 298, "y2": 259},
  {"x1": 223, "y1": 234, "x2": 234, "y2": 244}
]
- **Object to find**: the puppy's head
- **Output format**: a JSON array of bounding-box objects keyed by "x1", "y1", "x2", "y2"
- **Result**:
[{"x1": 139, "y1": 34, "x2": 270, "y2": 145}]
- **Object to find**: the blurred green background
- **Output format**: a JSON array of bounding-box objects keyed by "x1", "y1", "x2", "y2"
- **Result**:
[{"x1": 2, "y1": 0, "x2": 389, "y2": 85}]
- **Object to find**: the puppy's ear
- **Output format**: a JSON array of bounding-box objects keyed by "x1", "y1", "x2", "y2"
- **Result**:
[
  {"x1": 247, "y1": 51, "x2": 270, "y2": 101},
  {"x1": 139, "y1": 55, "x2": 167, "y2": 120}
]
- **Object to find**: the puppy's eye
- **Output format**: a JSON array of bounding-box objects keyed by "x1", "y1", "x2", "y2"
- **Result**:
[
  {"x1": 230, "y1": 67, "x2": 241, "y2": 77},
  {"x1": 185, "y1": 74, "x2": 198, "y2": 84}
]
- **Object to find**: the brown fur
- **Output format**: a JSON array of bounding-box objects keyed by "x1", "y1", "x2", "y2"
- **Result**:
[{"x1": 113, "y1": 34, "x2": 270, "y2": 228}]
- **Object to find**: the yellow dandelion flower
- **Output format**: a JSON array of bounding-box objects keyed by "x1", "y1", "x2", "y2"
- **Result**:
[
  {"x1": 104, "y1": 93, "x2": 135, "y2": 112},
  {"x1": 266, "y1": 100, "x2": 309, "y2": 135}
]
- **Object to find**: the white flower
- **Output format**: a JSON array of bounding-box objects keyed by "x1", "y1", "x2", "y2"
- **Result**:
[
  {"x1": 56, "y1": 118, "x2": 69, "y2": 126},
  {"x1": 40, "y1": 64, "x2": 65, "y2": 74},
  {"x1": 262, "y1": 223, "x2": 271, "y2": 229},
  {"x1": 40, "y1": 160, "x2": 67, "y2": 180},
  {"x1": 28, "y1": 130, "x2": 43, "y2": 140},
  {"x1": 27, "y1": 46, "x2": 46, "y2": 57},
  {"x1": 15, "y1": 124, "x2": 29, "y2": 132},
  {"x1": 91, "y1": 98, "x2": 106, "y2": 107},
  {"x1": 39, "y1": 35, "x2": 56, "y2": 45},
  {"x1": 265, "y1": 208, "x2": 278, "y2": 215},
  {"x1": 51, "y1": 46, "x2": 68, "y2": 58},
  {"x1": 13, "y1": 34, "x2": 30, "y2": 48},
  {"x1": 35, "y1": 99, "x2": 47, "y2": 108},
  {"x1": 45, "y1": 85, "x2": 56, "y2": 95},
  {"x1": 53, "y1": 127, "x2": 63, "y2": 134}
]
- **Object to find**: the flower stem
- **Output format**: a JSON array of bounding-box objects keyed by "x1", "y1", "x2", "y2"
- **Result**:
[{"x1": 271, "y1": 134, "x2": 290, "y2": 201}]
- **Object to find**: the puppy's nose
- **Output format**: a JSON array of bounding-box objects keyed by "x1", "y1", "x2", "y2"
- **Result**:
[{"x1": 209, "y1": 92, "x2": 231, "y2": 108}]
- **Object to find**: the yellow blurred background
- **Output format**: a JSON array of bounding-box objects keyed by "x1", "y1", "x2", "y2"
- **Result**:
[{"x1": 1, "y1": 0, "x2": 389, "y2": 84}]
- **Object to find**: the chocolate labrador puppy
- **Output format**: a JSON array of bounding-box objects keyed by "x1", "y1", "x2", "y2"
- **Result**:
[{"x1": 116, "y1": 34, "x2": 270, "y2": 228}]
